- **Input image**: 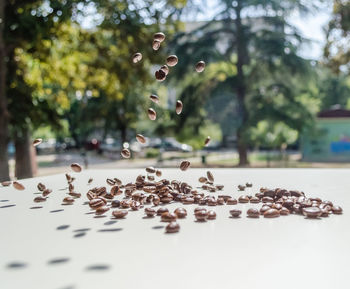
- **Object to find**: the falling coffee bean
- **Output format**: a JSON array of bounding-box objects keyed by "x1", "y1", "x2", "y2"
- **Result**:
[
  {"x1": 165, "y1": 221, "x2": 180, "y2": 233},
  {"x1": 180, "y1": 160, "x2": 190, "y2": 171},
  {"x1": 42, "y1": 189, "x2": 52, "y2": 197},
  {"x1": 132, "y1": 52, "x2": 142, "y2": 63},
  {"x1": 160, "y1": 65, "x2": 169, "y2": 75},
  {"x1": 34, "y1": 196, "x2": 47, "y2": 203},
  {"x1": 206, "y1": 171, "x2": 214, "y2": 182},
  {"x1": 195, "y1": 61, "x2": 205, "y2": 72},
  {"x1": 150, "y1": 94, "x2": 159, "y2": 104},
  {"x1": 166, "y1": 55, "x2": 178, "y2": 67},
  {"x1": 153, "y1": 32, "x2": 166, "y2": 42},
  {"x1": 62, "y1": 197, "x2": 74, "y2": 205},
  {"x1": 13, "y1": 181, "x2": 25, "y2": 191},
  {"x1": 37, "y1": 183, "x2": 46, "y2": 191},
  {"x1": 155, "y1": 69, "x2": 166, "y2": 81},
  {"x1": 152, "y1": 39, "x2": 161, "y2": 51},
  {"x1": 1, "y1": 181, "x2": 11, "y2": 186},
  {"x1": 33, "y1": 138, "x2": 42, "y2": 146},
  {"x1": 175, "y1": 100, "x2": 183, "y2": 115},
  {"x1": 204, "y1": 136, "x2": 211, "y2": 146},
  {"x1": 70, "y1": 163, "x2": 82, "y2": 173},
  {"x1": 136, "y1": 134, "x2": 146, "y2": 144},
  {"x1": 121, "y1": 148, "x2": 131, "y2": 159},
  {"x1": 148, "y1": 108, "x2": 157, "y2": 120}
]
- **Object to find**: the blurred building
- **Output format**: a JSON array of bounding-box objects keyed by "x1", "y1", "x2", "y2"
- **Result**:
[{"x1": 301, "y1": 107, "x2": 350, "y2": 162}]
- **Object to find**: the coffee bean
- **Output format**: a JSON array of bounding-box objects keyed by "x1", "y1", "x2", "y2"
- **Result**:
[
  {"x1": 1, "y1": 181, "x2": 11, "y2": 186},
  {"x1": 230, "y1": 209, "x2": 242, "y2": 217},
  {"x1": 33, "y1": 138, "x2": 42, "y2": 146},
  {"x1": 206, "y1": 171, "x2": 214, "y2": 182},
  {"x1": 89, "y1": 198, "x2": 106, "y2": 209},
  {"x1": 195, "y1": 61, "x2": 205, "y2": 72},
  {"x1": 111, "y1": 200, "x2": 120, "y2": 208},
  {"x1": 264, "y1": 208, "x2": 280, "y2": 218},
  {"x1": 238, "y1": 185, "x2": 246, "y2": 191},
  {"x1": 161, "y1": 212, "x2": 177, "y2": 222},
  {"x1": 146, "y1": 166, "x2": 156, "y2": 174},
  {"x1": 70, "y1": 163, "x2": 82, "y2": 173},
  {"x1": 246, "y1": 182, "x2": 253, "y2": 187},
  {"x1": 13, "y1": 181, "x2": 25, "y2": 191},
  {"x1": 34, "y1": 196, "x2": 46, "y2": 203},
  {"x1": 155, "y1": 69, "x2": 166, "y2": 81},
  {"x1": 106, "y1": 178, "x2": 115, "y2": 186},
  {"x1": 132, "y1": 52, "x2": 142, "y2": 63},
  {"x1": 238, "y1": 195, "x2": 249, "y2": 203},
  {"x1": 160, "y1": 65, "x2": 169, "y2": 75},
  {"x1": 174, "y1": 208, "x2": 187, "y2": 218},
  {"x1": 157, "y1": 207, "x2": 169, "y2": 216},
  {"x1": 204, "y1": 136, "x2": 211, "y2": 146},
  {"x1": 195, "y1": 209, "x2": 208, "y2": 221},
  {"x1": 303, "y1": 207, "x2": 322, "y2": 218},
  {"x1": 152, "y1": 39, "x2": 161, "y2": 50},
  {"x1": 166, "y1": 221, "x2": 180, "y2": 233},
  {"x1": 147, "y1": 108, "x2": 157, "y2": 120},
  {"x1": 175, "y1": 100, "x2": 183, "y2": 115},
  {"x1": 88, "y1": 178, "x2": 93, "y2": 184},
  {"x1": 247, "y1": 208, "x2": 259, "y2": 218},
  {"x1": 37, "y1": 183, "x2": 46, "y2": 191},
  {"x1": 217, "y1": 197, "x2": 225, "y2": 205},
  {"x1": 62, "y1": 197, "x2": 74, "y2": 204},
  {"x1": 121, "y1": 148, "x2": 131, "y2": 159},
  {"x1": 153, "y1": 195, "x2": 160, "y2": 206},
  {"x1": 183, "y1": 197, "x2": 194, "y2": 204},
  {"x1": 120, "y1": 200, "x2": 131, "y2": 208},
  {"x1": 95, "y1": 206, "x2": 109, "y2": 215},
  {"x1": 332, "y1": 206, "x2": 342, "y2": 214},
  {"x1": 154, "y1": 32, "x2": 165, "y2": 42},
  {"x1": 180, "y1": 160, "x2": 190, "y2": 171},
  {"x1": 321, "y1": 209, "x2": 329, "y2": 217},
  {"x1": 166, "y1": 55, "x2": 178, "y2": 67},
  {"x1": 111, "y1": 185, "x2": 121, "y2": 196},
  {"x1": 198, "y1": 177, "x2": 207, "y2": 183},
  {"x1": 131, "y1": 201, "x2": 141, "y2": 210},
  {"x1": 280, "y1": 207, "x2": 290, "y2": 216},
  {"x1": 150, "y1": 94, "x2": 159, "y2": 104},
  {"x1": 226, "y1": 198, "x2": 238, "y2": 205},
  {"x1": 42, "y1": 189, "x2": 52, "y2": 197},
  {"x1": 250, "y1": 196, "x2": 260, "y2": 204},
  {"x1": 207, "y1": 210, "x2": 216, "y2": 220},
  {"x1": 156, "y1": 170, "x2": 162, "y2": 177},
  {"x1": 260, "y1": 205, "x2": 271, "y2": 215},
  {"x1": 136, "y1": 134, "x2": 147, "y2": 144},
  {"x1": 145, "y1": 208, "x2": 156, "y2": 217},
  {"x1": 112, "y1": 210, "x2": 128, "y2": 219}
]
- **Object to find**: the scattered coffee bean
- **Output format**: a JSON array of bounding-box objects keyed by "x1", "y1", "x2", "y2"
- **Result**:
[
  {"x1": 174, "y1": 208, "x2": 187, "y2": 218},
  {"x1": 95, "y1": 206, "x2": 109, "y2": 215},
  {"x1": 152, "y1": 39, "x2": 161, "y2": 50},
  {"x1": 37, "y1": 183, "x2": 46, "y2": 191},
  {"x1": 34, "y1": 196, "x2": 46, "y2": 203},
  {"x1": 238, "y1": 195, "x2": 249, "y2": 203},
  {"x1": 157, "y1": 207, "x2": 169, "y2": 216},
  {"x1": 145, "y1": 208, "x2": 156, "y2": 217},
  {"x1": 280, "y1": 207, "x2": 290, "y2": 216},
  {"x1": 42, "y1": 189, "x2": 52, "y2": 197},
  {"x1": 226, "y1": 198, "x2": 238, "y2": 205},
  {"x1": 175, "y1": 100, "x2": 183, "y2": 115},
  {"x1": 88, "y1": 178, "x2": 93, "y2": 184},
  {"x1": 180, "y1": 160, "x2": 190, "y2": 171},
  {"x1": 155, "y1": 170, "x2": 162, "y2": 177},
  {"x1": 62, "y1": 197, "x2": 74, "y2": 204},
  {"x1": 230, "y1": 209, "x2": 242, "y2": 218},
  {"x1": 264, "y1": 208, "x2": 280, "y2": 218},
  {"x1": 247, "y1": 208, "x2": 260, "y2": 218},
  {"x1": 238, "y1": 185, "x2": 246, "y2": 191},
  {"x1": 121, "y1": 148, "x2": 131, "y2": 159},
  {"x1": 303, "y1": 207, "x2": 322, "y2": 218},
  {"x1": 148, "y1": 108, "x2": 157, "y2": 120},
  {"x1": 1, "y1": 181, "x2": 11, "y2": 186},
  {"x1": 155, "y1": 69, "x2": 166, "y2": 81},
  {"x1": 111, "y1": 200, "x2": 120, "y2": 208},
  {"x1": 161, "y1": 212, "x2": 177, "y2": 222},
  {"x1": 70, "y1": 163, "x2": 82, "y2": 173},
  {"x1": 160, "y1": 65, "x2": 169, "y2": 75},
  {"x1": 146, "y1": 166, "x2": 156, "y2": 174},
  {"x1": 165, "y1": 221, "x2": 180, "y2": 233},
  {"x1": 132, "y1": 52, "x2": 142, "y2": 63},
  {"x1": 207, "y1": 210, "x2": 216, "y2": 220},
  {"x1": 332, "y1": 206, "x2": 342, "y2": 214},
  {"x1": 195, "y1": 209, "x2": 208, "y2": 221},
  {"x1": 246, "y1": 182, "x2": 253, "y2": 187},
  {"x1": 150, "y1": 94, "x2": 159, "y2": 104},
  {"x1": 195, "y1": 61, "x2": 205, "y2": 72},
  {"x1": 204, "y1": 136, "x2": 211, "y2": 146},
  {"x1": 33, "y1": 138, "x2": 42, "y2": 146},
  {"x1": 13, "y1": 181, "x2": 25, "y2": 191},
  {"x1": 112, "y1": 210, "x2": 128, "y2": 219}
]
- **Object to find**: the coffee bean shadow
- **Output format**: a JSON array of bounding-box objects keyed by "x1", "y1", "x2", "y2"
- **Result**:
[
  {"x1": 73, "y1": 232, "x2": 86, "y2": 238},
  {"x1": 229, "y1": 216, "x2": 241, "y2": 219},
  {"x1": 304, "y1": 217, "x2": 322, "y2": 220},
  {"x1": 50, "y1": 209, "x2": 64, "y2": 213},
  {"x1": 246, "y1": 216, "x2": 260, "y2": 219},
  {"x1": 33, "y1": 192, "x2": 42, "y2": 195},
  {"x1": 0, "y1": 199, "x2": 9, "y2": 202},
  {"x1": 57, "y1": 225, "x2": 70, "y2": 230},
  {"x1": 194, "y1": 220, "x2": 207, "y2": 223},
  {"x1": 152, "y1": 225, "x2": 164, "y2": 230},
  {"x1": 61, "y1": 203, "x2": 74, "y2": 206},
  {"x1": 73, "y1": 228, "x2": 91, "y2": 232},
  {"x1": 30, "y1": 206, "x2": 43, "y2": 209},
  {"x1": 85, "y1": 211, "x2": 95, "y2": 215},
  {"x1": 57, "y1": 285, "x2": 75, "y2": 289},
  {"x1": 6, "y1": 262, "x2": 27, "y2": 269},
  {"x1": 85, "y1": 264, "x2": 110, "y2": 271},
  {"x1": 104, "y1": 220, "x2": 117, "y2": 226},
  {"x1": 48, "y1": 257, "x2": 70, "y2": 265},
  {"x1": 0, "y1": 204, "x2": 16, "y2": 209},
  {"x1": 59, "y1": 187, "x2": 68, "y2": 191},
  {"x1": 98, "y1": 228, "x2": 123, "y2": 233},
  {"x1": 142, "y1": 216, "x2": 155, "y2": 219},
  {"x1": 93, "y1": 215, "x2": 107, "y2": 218}
]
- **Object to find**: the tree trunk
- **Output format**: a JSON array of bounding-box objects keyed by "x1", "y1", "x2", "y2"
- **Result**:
[
  {"x1": 235, "y1": 0, "x2": 249, "y2": 166},
  {"x1": 0, "y1": 0, "x2": 10, "y2": 181},
  {"x1": 15, "y1": 127, "x2": 33, "y2": 179},
  {"x1": 120, "y1": 125, "x2": 127, "y2": 144}
]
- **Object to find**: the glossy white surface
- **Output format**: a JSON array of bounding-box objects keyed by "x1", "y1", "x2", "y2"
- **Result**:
[{"x1": 0, "y1": 169, "x2": 349, "y2": 289}]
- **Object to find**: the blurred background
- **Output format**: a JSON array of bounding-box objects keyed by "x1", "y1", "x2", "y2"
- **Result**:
[{"x1": 0, "y1": 0, "x2": 349, "y2": 180}]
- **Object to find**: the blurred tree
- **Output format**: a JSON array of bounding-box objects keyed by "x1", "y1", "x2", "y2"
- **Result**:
[
  {"x1": 171, "y1": 0, "x2": 317, "y2": 166},
  {"x1": 324, "y1": 0, "x2": 350, "y2": 73}
]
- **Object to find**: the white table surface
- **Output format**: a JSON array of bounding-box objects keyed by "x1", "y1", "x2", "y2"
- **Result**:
[{"x1": 1, "y1": 168, "x2": 349, "y2": 289}]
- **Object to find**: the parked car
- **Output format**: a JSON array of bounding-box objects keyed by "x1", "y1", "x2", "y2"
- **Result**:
[
  {"x1": 100, "y1": 138, "x2": 122, "y2": 153},
  {"x1": 150, "y1": 137, "x2": 193, "y2": 152}
]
